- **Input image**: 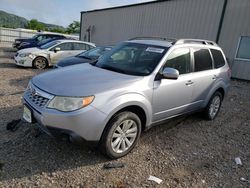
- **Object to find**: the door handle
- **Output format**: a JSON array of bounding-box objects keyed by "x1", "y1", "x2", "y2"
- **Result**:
[
  {"x1": 185, "y1": 80, "x2": 194, "y2": 86},
  {"x1": 212, "y1": 75, "x2": 217, "y2": 80}
]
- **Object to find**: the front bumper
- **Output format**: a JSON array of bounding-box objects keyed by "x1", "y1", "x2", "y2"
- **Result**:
[
  {"x1": 22, "y1": 84, "x2": 107, "y2": 142},
  {"x1": 14, "y1": 55, "x2": 33, "y2": 67}
]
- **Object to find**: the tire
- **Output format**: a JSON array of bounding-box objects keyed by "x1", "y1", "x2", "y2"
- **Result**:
[
  {"x1": 203, "y1": 91, "x2": 222, "y2": 120},
  {"x1": 100, "y1": 111, "x2": 142, "y2": 159},
  {"x1": 33, "y1": 57, "x2": 48, "y2": 69}
]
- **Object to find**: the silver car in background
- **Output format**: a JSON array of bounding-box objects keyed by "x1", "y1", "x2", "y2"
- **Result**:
[
  {"x1": 22, "y1": 38, "x2": 230, "y2": 158},
  {"x1": 14, "y1": 40, "x2": 95, "y2": 69}
]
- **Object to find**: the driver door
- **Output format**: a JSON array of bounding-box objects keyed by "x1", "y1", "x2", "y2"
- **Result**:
[
  {"x1": 49, "y1": 42, "x2": 73, "y2": 65},
  {"x1": 152, "y1": 48, "x2": 194, "y2": 122}
]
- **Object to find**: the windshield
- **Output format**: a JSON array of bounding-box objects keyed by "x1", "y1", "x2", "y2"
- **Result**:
[
  {"x1": 31, "y1": 34, "x2": 39, "y2": 39},
  {"x1": 78, "y1": 46, "x2": 112, "y2": 60},
  {"x1": 40, "y1": 40, "x2": 60, "y2": 49},
  {"x1": 37, "y1": 38, "x2": 53, "y2": 46},
  {"x1": 95, "y1": 42, "x2": 168, "y2": 76}
]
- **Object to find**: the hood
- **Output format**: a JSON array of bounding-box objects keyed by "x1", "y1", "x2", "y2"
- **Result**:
[
  {"x1": 16, "y1": 38, "x2": 34, "y2": 43},
  {"x1": 18, "y1": 47, "x2": 43, "y2": 54},
  {"x1": 57, "y1": 56, "x2": 92, "y2": 67},
  {"x1": 19, "y1": 43, "x2": 36, "y2": 50},
  {"x1": 32, "y1": 63, "x2": 142, "y2": 96}
]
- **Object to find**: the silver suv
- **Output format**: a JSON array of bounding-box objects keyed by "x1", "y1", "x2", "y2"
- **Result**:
[{"x1": 22, "y1": 38, "x2": 230, "y2": 158}]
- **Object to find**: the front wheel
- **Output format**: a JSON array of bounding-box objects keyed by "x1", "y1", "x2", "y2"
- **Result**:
[
  {"x1": 33, "y1": 57, "x2": 48, "y2": 69},
  {"x1": 100, "y1": 111, "x2": 141, "y2": 159},
  {"x1": 203, "y1": 91, "x2": 222, "y2": 120}
]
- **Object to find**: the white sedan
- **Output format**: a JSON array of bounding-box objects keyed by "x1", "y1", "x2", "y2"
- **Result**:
[{"x1": 14, "y1": 40, "x2": 95, "y2": 69}]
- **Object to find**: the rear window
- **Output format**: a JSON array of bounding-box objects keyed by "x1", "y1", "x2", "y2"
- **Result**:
[
  {"x1": 193, "y1": 49, "x2": 213, "y2": 72},
  {"x1": 211, "y1": 49, "x2": 225, "y2": 68}
]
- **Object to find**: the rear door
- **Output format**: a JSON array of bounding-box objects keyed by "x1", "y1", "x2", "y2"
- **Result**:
[
  {"x1": 190, "y1": 48, "x2": 217, "y2": 108},
  {"x1": 152, "y1": 47, "x2": 194, "y2": 121}
]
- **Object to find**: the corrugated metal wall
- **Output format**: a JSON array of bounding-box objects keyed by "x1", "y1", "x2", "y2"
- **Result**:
[
  {"x1": 81, "y1": 0, "x2": 224, "y2": 45},
  {"x1": 218, "y1": 0, "x2": 250, "y2": 80},
  {"x1": 80, "y1": 0, "x2": 250, "y2": 80}
]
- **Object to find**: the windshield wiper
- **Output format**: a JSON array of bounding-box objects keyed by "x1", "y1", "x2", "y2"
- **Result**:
[
  {"x1": 99, "y1": 64, "x2": 126, "y2": 74},
  {"x1": 77, "y1": 55, "x2": 93, "y2": 60}
]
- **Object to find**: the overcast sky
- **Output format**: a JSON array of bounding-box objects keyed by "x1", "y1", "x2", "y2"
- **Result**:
[{"x1": 1, "y1": 0, "x2": 154, "y2": 27}]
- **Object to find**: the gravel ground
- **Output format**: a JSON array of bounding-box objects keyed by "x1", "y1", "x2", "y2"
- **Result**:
[{"x1": 0, "y1": 48, "x2": 249, "y2": 187}]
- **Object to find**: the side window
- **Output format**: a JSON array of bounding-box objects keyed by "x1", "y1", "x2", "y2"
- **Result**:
[
  {"x1": 164, "y1": 48, "x2": 191, "y2": 75},
  {"x1": 55, "y1": 42, "x2": 73, "y2": 51},
  {"x1": 73, "y1": 43, "x2": 90, "y2": 50},
  {"x1": 193, "y1": 49, "x2": 213, "y2": 72},
  {"x1": 211, "y1": 49, "x2": 225, "y2": 68},
  {"x1": 36, "y1": 35, "x2": 44, "y2": 42}
]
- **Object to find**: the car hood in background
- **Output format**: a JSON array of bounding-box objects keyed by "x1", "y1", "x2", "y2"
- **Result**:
[
  {"x1": 18, "y1": 47, "x2": 44, "y2": 54},
  {"x1": 15, "y1": 38, "x2": 34, "y2": 43},
  {"x1": 32, "y1": 63, "x2": 143, "y2": 96},
  {"x1": 57, "y1": 56, "x2": 92, "y2": 67}
]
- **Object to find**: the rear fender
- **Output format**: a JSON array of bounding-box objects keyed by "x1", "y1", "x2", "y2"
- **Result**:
[{"x1": 202, "y1": 79, "x2": 229, "y2": 108}]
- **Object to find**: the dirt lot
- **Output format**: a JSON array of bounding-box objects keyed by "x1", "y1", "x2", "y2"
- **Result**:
[{"x1": 0, "y1": 47, "x2": 249, "y2": 188}]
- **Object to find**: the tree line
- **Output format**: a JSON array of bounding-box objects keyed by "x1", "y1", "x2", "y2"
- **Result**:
[{"x1": 25, "y1": 19, "x2": 80, "y2": 34}]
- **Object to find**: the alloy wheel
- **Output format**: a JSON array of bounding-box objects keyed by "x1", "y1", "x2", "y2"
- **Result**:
[
  {"x1": 209, "y1": 95, "x2": 221, "y2": 119},
  {"x1": 111, "y1": 119, "x2": 138, "y2": 153}
]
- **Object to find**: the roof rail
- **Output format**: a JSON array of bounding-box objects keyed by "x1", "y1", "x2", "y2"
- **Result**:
[
  {"x1": 175, "y1": 39, "x2": 218, "y2": 46},
  {"x1": 129, "y1": 36, "x2": 177, "y2": 43}
]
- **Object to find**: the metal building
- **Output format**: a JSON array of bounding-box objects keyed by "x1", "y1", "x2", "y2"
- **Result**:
[{"x1": 80, "y1": 0, "x2": 250, "y2": 80}]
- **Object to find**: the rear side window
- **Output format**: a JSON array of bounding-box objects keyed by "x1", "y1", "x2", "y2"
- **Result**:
[
  {"x1": 73, "y1": 43, "x2": 92, "y2": 50},
  {"x1": 164, "y1": 48, "x2": 191, "y2": 74},
  {"x1": 211, "y1": 49, "x2": 225, "y2": 68},
  {"x1": 193, "y1": 49, "x2": 213, "y2": 72},
  {"x1": 55, "y1": 42, "x2": 73, "y2": 51}
]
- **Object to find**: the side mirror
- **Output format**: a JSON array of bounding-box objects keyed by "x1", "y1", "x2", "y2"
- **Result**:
[
  {"x1": 54, "y1": 47, "x2": 61, "y2": 53},
  {"x1": 162, "y1": 67, "x2": 179, "y2": 79}
]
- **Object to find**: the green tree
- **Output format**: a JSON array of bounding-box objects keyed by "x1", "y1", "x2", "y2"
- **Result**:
[
  {"x1": 49, "y1": 28, "x2": 66, "y2": 33},
  {"x1": 66, "y1": 21, "x2": 80, "y2": 34},
  {"x1": 26, "y1": 19, "x2": 45, "y2": 31}
]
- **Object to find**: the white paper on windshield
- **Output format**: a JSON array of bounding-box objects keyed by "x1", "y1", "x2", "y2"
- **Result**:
[{"x1": 146, "y1": 47, "x2": 164, "y2": 53}]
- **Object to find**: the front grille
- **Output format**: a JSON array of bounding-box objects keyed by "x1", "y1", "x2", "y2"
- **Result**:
[{"x1": 26, "y1": 89, "x2": 49, "y2": 108}]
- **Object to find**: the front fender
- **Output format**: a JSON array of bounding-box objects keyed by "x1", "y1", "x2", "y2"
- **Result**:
[
  {"x1": 33, "y1": 53, "x2": 50, "y2": 62},
  {"x1": 94, "y1": 93, "x2": 153, "y2": 128}
]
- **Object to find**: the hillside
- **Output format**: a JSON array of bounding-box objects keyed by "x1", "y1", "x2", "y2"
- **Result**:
[
  {"x1": 0, "y1": 10, "x2": 65, "y2": 30},
  {"x1": 0, "y1": 10, "x2": 27, "y2": 28}
]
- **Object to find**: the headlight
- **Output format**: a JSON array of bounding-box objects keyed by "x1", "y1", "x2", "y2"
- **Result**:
[
  {"x1": 47, "y1": 96, "x2": 94, "y2": 112},
  {"x1": 20, "y1": 42, "x2": 30, "y2": 46},
  {"x1": 19, "y1": 53, "x2": 30, "y2": 57},
  {"x1": 19, "y1": 53, "x2": 35, "y2": 58}
]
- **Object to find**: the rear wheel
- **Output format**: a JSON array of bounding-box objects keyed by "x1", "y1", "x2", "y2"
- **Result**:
[
  {"x1": 203, "y1": 91, "x2": 222, "y2": 120},
  {"x1": 33, "y1": 57, "x2": 48, "y2": 69},
  {"x1": 100, "y1": 111, "x2": 141, "y2": 159}
]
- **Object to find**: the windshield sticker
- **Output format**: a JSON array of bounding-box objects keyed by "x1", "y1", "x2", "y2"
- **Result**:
[{"x1": 146, "y1": 47, "x2": 164, "y2": 53}]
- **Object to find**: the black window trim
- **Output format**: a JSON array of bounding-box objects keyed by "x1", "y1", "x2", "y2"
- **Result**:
[
  {"x1": 191, "y1": 47, "x2": 214, "y2": 72},
  {"x1": 235, "y1": 36, "x2": 250, "y2": 62}
]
